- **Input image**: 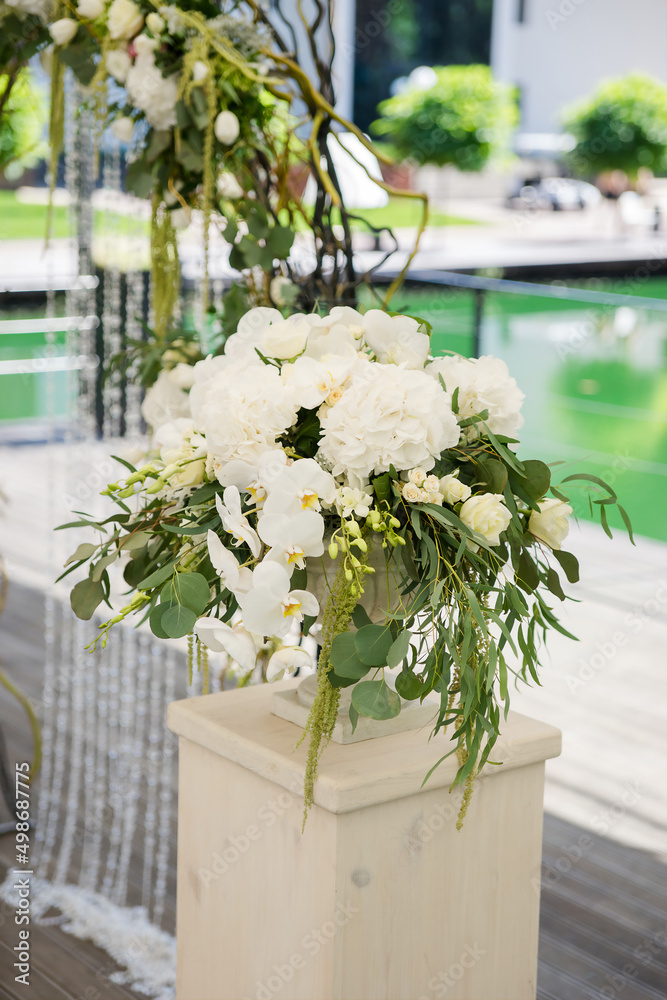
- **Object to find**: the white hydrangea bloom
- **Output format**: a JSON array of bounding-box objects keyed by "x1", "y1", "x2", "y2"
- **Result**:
[
  {"x1": 319, "y1": 364, "x2": 459, "y2": 485},
  {"x1": 427, "y1": 355, "x2": 525, "y2": 438},
  {"x1": 141, "y1": 365, "x2": 193, "y2": 430},
  {"x1": 360, "y1": 310, "x2": 430, "y2": 369},
  {"x1": 125, "y1": 52, "x2": 179, "y2": 131}
]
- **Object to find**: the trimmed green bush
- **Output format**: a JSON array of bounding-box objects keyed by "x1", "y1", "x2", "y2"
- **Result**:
[
  {"x1": 564, "y1": 74, "x2": 667, "y2": 180},
  {"x1": 371, "y1": 65, "x2": 517, "y2": 171}
]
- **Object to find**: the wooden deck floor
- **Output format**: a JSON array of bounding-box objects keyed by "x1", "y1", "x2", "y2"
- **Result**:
[{"x1": 0, "y1": 579, "x2": 666, "y2": 1000}]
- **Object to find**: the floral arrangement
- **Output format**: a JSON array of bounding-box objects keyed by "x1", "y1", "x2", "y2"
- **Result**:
[
  {"x1": 44, "y1": 0, "x2": 427, "y2": 341},
  {"x1": 62, "y1": 306, "x2": 632, "y2": 825}
]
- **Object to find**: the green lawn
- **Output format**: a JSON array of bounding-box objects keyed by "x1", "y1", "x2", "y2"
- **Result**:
[
  {"x1": 0, "y1": 190, "x2": 475, "y2": 241},
  {"x1": 0, "y1": 190, "x2": 150, "y2": 241}
]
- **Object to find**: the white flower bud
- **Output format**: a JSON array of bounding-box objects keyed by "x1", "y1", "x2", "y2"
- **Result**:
[
  {"x1": 214, "y1": 109, "x2": 240, "y2": 145},
  {"x1": 77, "y1": 0, "x2": 105, "y2": 19},
  {"x1": 146, "y1": 12, "x2": 165, "y2": 34},
  {"x1": 111, "y1": 116, "x2": 135, "y2": 144},
  {"x1": 191, "y1": 60, "x2": 208, "y2": 84},
  {"x1": 49, "y1": 18, "x2": 78, "y2": 46},
  {"x1": 216, "y1": 171, "x2": 244, "y2": 199},
  {"x1": 106, "y1": 48, "x2": 132, "y2": 83}
]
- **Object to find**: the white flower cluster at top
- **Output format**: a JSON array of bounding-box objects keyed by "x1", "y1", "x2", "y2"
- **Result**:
[{"x1": 136, "y1": 305, "x2": 554, "y2": 676}]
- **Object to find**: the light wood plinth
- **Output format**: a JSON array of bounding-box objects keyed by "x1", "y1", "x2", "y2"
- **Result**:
[{"x1": 167, "y1": 681, "x2": 561, "y2": 1000}]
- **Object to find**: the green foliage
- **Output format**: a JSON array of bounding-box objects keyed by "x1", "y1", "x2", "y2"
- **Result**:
[
  {"x1": 372, "y1": 65, "x2": 517, "y2": 170},
  {"x1": 564, "y1": 74, "x2": 667, "y2": 179},
  {"x1": 351, "y1": 680, "x2": 401, "y2": 721},
  {"x1": 0, "y1": 69, "x2": 47, "y2": 178}
]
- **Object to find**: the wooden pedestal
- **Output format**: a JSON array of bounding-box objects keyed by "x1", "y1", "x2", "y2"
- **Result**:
[{"x1": 167, "y1": 681, "x2": 561, "y2": 1000}]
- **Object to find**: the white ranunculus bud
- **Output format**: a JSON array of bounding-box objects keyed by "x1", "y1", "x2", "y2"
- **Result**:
[
  {"x1": 214, "y1": 110, "x2": 240, "y2": 145},
  {"x1": 77, "y1": 0, "x2": 105, "y2": 19},
  {"x1": 107, "y1": 0, "x2": 144, "y2": 40},
  {"x1": 528, "y1": 498, "x2": 573, "y2": 550},
  {"x1": 170, "y1": 208, "x2": 190, "y2": 230},
  {"x1": 145, "y1": 11, "x2": 165, "y2": 33},
  {"x1": 402, "y1": 483, "x2": 421, "y2": 503},
  {"x1": 460, "y1": 493, "x2": 511, "y2": 547},
  {"x1": 133, "y1": 32, "x2": 158, "y2": 56},
  {"x1": 440, "y1": 473, "x2": 472, "y2": 505},
  {"x1": 408, "y1": 467, "x2": 427, "y2": 486},
  {"x1": 106, "y1": 48, "x2": 132, "y2": 82},
  {"x1": 191, "y1": 60, "x2": 208, "y2": 84},
  {"x1": 111, "y1": 116, "x2": 135, "y2": 143},
  {"x1": 216, "y1": 171, "x2": 243, "y2": 199},
  {"x1": 49, "y1": 18, "x2": 78, "y2": 46}
]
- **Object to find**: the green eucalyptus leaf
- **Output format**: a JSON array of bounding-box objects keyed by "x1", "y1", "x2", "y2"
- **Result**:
[
  {"x1": 351, "y1": 603, "x2": 373, "y2": 630},
  {"x1": 120, "y1": 531, "x2": 152, "y2": 552},
  {"x1": 138, "y1": 561, "x2": 178, "y2": 591},
  {"x1": 355, "y1": 623, "x2": 394, "y2": 666},
  {"x1": 70, "y1": 578, "x2": 105, "y2": 621},
  {"x1": 330, "y1": 633, "x2": 370, "y2": 679},
  {"x1": 386, "y1": 630, "x2": 411, "y2": 669},
  {"x1": 149, "y1": 600, "x2": 174, "y2": 639},
  {"x1": 349, "y1": 704, "x2": 359, "y2": 733},
  {"x1": 161, "y1": 603, "x2": 197, "y2": 638},
  {"x1": 92, "y1": 552, "x2": 117, "y2": 583},
  {"x1": 395, "y1": 669, "x2": 423, "y2": 700},
  {"x1": 552, "y1": 549, "x2": 579, "y2": 583},
  {"x1": 65, "y1": 542, "x2": 97, "y2": 567},
  {"x1": 161, "y1": 572, "x2": 211, "y2": 614},
  {"x1": 351, "y1": 680, "x2": 401, "y2": 720}
]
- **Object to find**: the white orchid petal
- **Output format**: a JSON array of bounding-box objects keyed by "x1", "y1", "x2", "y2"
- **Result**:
[{"x1": 266, "y1": 645, "x2": 313, "y2": 682}]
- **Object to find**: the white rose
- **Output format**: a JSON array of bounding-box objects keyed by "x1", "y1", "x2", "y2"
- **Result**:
[
  {"x1": 217, "y1": 171, "x2": 244, "y2": 199},
  {"x1": 133, "y1": 32, "x2": 159, "y2": 56},
  {"x1": 440, "y1": 473, "x2": 472, "y2": 505},
  {"x1": 214, "y1": 110, "x2": 240, "y2": 145},
  {"x1": 423, "y1": 474, "x2": 440, "y2": 493},
  {"x1": 106, "y1": 48, "x2": 132, "y2": 83},
  {"x1": 426, "y1": 490, "x2": 443, "y2": 505},
  {"x1": 460, "y1": 493, "x2": 511, "y2": 547},
  {"x1": 529, "y1": 499, "x2": 573, "y2": 550},
  {"x1": 141, "y1": 367, "x2": 192, "y2": 430},
  {"x1": 191, "y1": 59, "x2": 208, "y2": 84},
  {"x1": 77, "y1": 0, "x2": 105, "y2": 18},
  {"x1": 107, "y1": 0, "x2": 143, "y2": 39},
  {"x1": 125, "y1": 52, "x2": 179, "y2": 130},
  {"x1": 408, "y1": 467, "x2": 426, "y2": 486},
  {"x1": 49, "y1": 18, "x2": 78, "y2": 45},
  {"x1": 145, "y1": 11, "x2": 165, "y2": 33},
  {"x1": 402, "y1": 483, "x2": 421, "y2": 503},
  {"x1": 319, "y1": 364, "x2": 460, "y2": 486},
  {"x1": 361, "y1": 310, "x2": 430, "y2": 369},
  {"x1": 111, "y1": 116, "x2": 135, "y2": 143},
  {"x1": 427, "y1": 355, "x2": 525, "y2": 438},
  {"x1": 261, "y1": 317, "x2": 309, "y2": 360}
]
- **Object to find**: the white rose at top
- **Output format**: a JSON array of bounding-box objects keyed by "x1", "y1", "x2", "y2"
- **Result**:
[
  {"x1": 107, "y1": 49, "x2": 132, "y2": 83},
  {"x1": 141, "y1": 364, "x2": 193, "y2": 430},
  {"x1": 361, "y1": 310, "x2": 430, "y2": 369},
  {"x1": 427, "y1": 354, "x2": 525, "y2": 438},
  {"x1": 49, "y1": 18, "x2": 78, "y2": 46},
  {"x1": 318, "y1": 363, "x2": 460, "y2": 485},
  {"x1": 77, "y1": 0, "x2": 105, "y2": 19},
  {"x1": 107, "y1": 0, "x2": 144, "y2": 39},
  {"x1": 529, "y1": 499, "x2": 573, "y2": 550},
  {"x1": 440, "y1": 472, "x2": 472, "y2": 505}
]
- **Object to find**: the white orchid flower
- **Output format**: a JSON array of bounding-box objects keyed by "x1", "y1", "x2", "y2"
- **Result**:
[
  {"x1": 282, "y1": 354, "x2": 356, "y2": 410},
  {"x1": 266, "y1": 645, "x2": 313, "y2": 682},
  {"x1": 195, "y1": 617, "x2": 257, "y2": 671},
  {"x1": 206, "y1": 530, "x2": 253, "y2": 595},
  {"x1": 237, "y1": 562, "x2": 319, "y2": 639},
  {"x1": 215, "y1": 487, "x2": 261, "y2": 558},
  {"x1": 216, "y1": 450, "x2": 289, "y2": 506},
  {"x1": 262, "y1": 459, "x2": 337, "y2": 518},
  {"x1": 258, "y1": 509, "x2": 325, "y2": 570}
]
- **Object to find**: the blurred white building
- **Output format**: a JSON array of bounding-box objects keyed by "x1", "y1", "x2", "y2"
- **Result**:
[{"x1": 491, "y1": 0, "x2": 667, "y2": 133}]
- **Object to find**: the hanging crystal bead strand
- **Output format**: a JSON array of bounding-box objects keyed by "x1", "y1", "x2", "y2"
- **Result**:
[
  {"x1": 123, "y1": 269, "x2": 147, "y2": 441},
  {"x1": 141, "y1": 642, "x2": 165, "y2": 914},
  {"x1": 101, "y1": 628, "x2": 122, "y2": 897},
  {"x1": 112, "y1": 629, "x2": 151, "y2": 908},
  {"x1": 102, "y1": 141, "x2": 124, "y2": 441},
  {"x1": 151, "y1": 645, "x2": 177, "y2": 928}
]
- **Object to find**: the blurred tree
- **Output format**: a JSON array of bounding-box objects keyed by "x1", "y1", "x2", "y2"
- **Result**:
[
  {"x1": 0, "y1": 68, "x2": 47, "y2": 179},
  {"x1": 564, "y1": 74, "x2": 667, "y2": 181},
  {"x1": 353, "y1": 0, "x2": 493, "y2": 132},
  {"x1": 371, "y1": 64, "x2": 517, "y2": 170}
]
